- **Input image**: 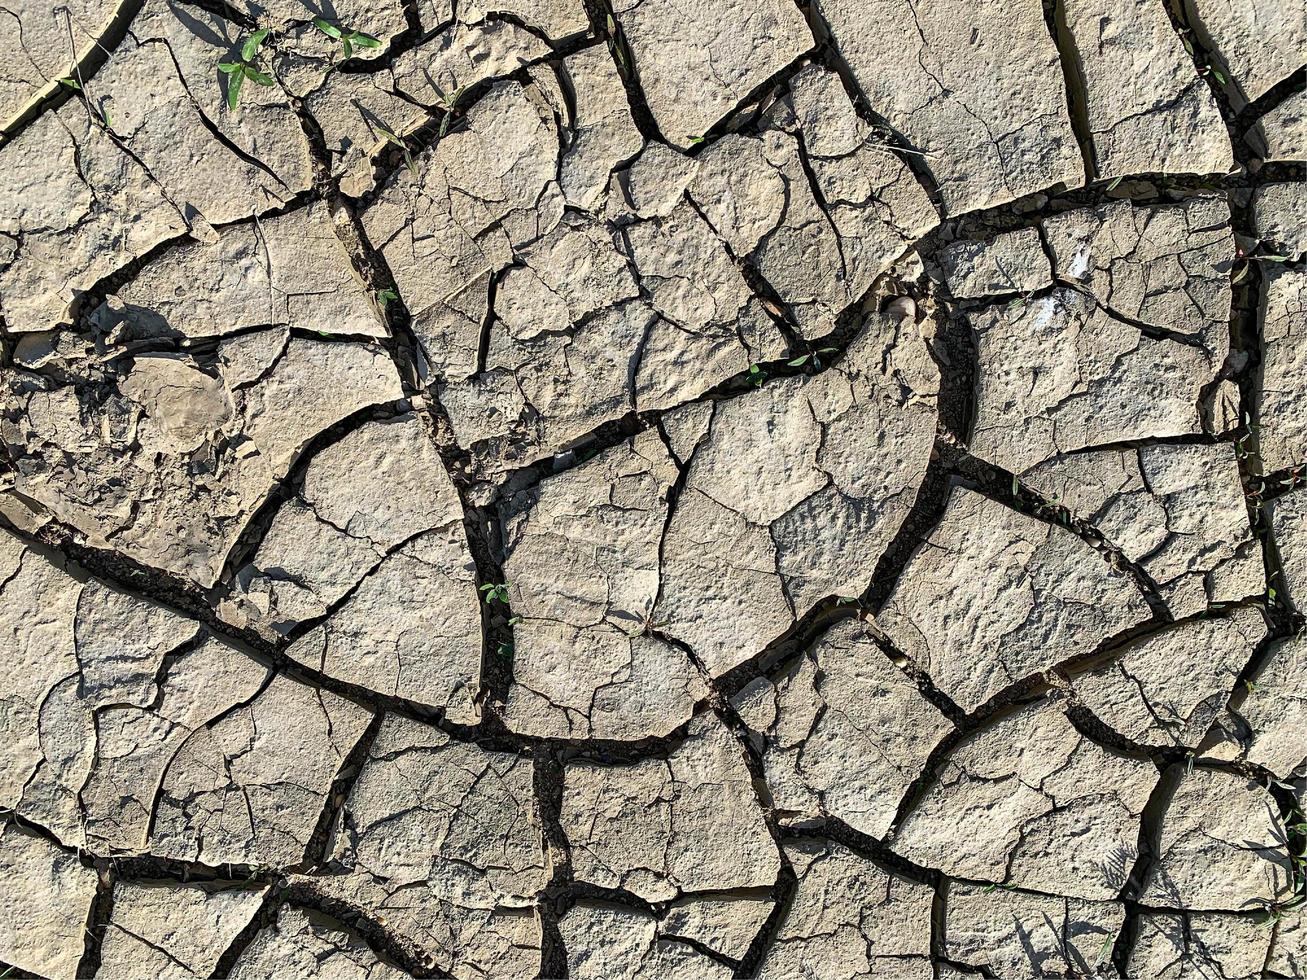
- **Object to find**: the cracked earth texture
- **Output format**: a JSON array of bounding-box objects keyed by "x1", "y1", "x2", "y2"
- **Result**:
[{"x1": 0, "y1": 0, "x2": 1303, "y2": 976}]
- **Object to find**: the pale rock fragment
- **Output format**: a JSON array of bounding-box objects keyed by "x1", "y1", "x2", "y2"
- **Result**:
[
  {"x1": 935, "y1": 227, "x2": 1052, "y2": 299},
  {"x1": 501, "y1": 431, "x2": 704, "y2": 739},
  {"x1": 968, "y1": 289, "x2": 1216, "y2": 473},
  {"x1": 460, "y1": 0, "x2": 589, "y2": 40},
  {"x1": 757, "y1": 839, "x2": 933, "y2": 979},
  {"x1": 0, "y1": 823, "x2": 98, "y2": 979},
  {"x1": 91, "y1": 202, "x2": 386, "y2": 340},
  {"x1": 1128, "y1": 911, "x2": 1273, "y2": 979},
  {"x1": 1043, "y1": 198, "x2": 1235, "y2": 357},
  {"x1": 610, "y1": 0, "x2": 812, "y2": 148},
  {"x1": 892, "y1": 696, "x2": 1157, "y2": 899},
  {"x1": 612, "y1": 142, "x2": 701, "y2": 221},
  {"x1": 1258, "y1": 267, "x2": 1307, "y2": 472},
  {"x1": 99, "y1": 881, "x2": 268, "y2": 979},
  {"x1": 149, "y1": 674, "x2": 372, "y2": 867},
  {"x1": 814, "y1": 0, "x2": 1081, "y2": 214},
  {"x1": 655, "y1": 308, "x2": 939, "y2": 675},
  {"x1": 1182, "y1": 0, "x2": 1307, "y2": 106},
  {"x1": 1063, "y1": 0, "x2": 1232, "y2": 177},
  {"x1": 561, "y1": 713, "x2": 780, "y2": 901},
  {"x1": 1270, "y1": 904, "x2": 1307, "y2": 977},
  {"x1": 230, "y1": 905, "x2": 407, "y2": 979},
  {"x1": 940, "y1": 883, "x2": 1123, "y2": 978},
  {"x1": 2, "y1": 334, "x2": 403, "y2": 587},
  {"x1": 1022, "y1": 443, "x2": 1264, "y2": 617},
  {"x1": 1251, "y1": 89, "x2": 1307, "y2": 163},
  {"x1": 309, "y1": 715, "x2": 546, "y2": 979},
  {"x1": 1139, "y1": 766, "x2": 1293, "y2": 910},
  {"x1": 561, "y1": 902, "x2": 734, "y2": 979},
  {"x1": 1069, "y1": 610, "x2": 1267, "y2": 749},
  {"x1": 733, "y1": 619, "x2": 953, "y2": 839},
  {"x1": 1253, "y1": 182, "x2": 1307, "y2": 260},
  {"x1": 878, "y1": 488, "x2": 1151, "y2": 712},
  {"x1": 559, "y1": 45, "x2": 644, "y2": 212},
  {"x1": 661, "y1": 895, "x2": 774, "y2": 961},
  {"x1": 1202, "y1": 633, "x2": 1307, "y2": 779}
]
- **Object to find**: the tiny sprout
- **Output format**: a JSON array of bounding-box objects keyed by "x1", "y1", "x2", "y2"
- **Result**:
[
  {"x1": 1255, "y1": 254, "x2": 1291, "y2": 264},
  {"x1": 377, "y1": 287, "x2": 398, "y2": 309},
  {"x1": 688, "y1": 135, "x2": 706, "y2": 145},
  {"x1": 748, "y1": 363, "x2": 765, "y2": 387},
  {"x1": 59, "y1": 76, "x2": 81, "y2": 90},
  {"x1": 219, "y1": 28, "x2": 275, "y2": 111},
  {"x1": 376, "y1": 123, "x2": 418, "y2": 176},
  {"x1": 1269, "y1": 586, "x2": 1278, "y2": 602},
  {"x1": 312, "y1": 17, "x2": 382, "y2": 60},
  {"x1": 507, "y1": 615, "x2": 523, "y2": 626},
  {"x1": 479, "y1": 582, "x2": 511, "y2": 605},
  {"x1": 497, "y1": 642, "x2": 514, "y2": 660},
  {"x1": 1105, "y1": 174, "x2": 1125, "y2": 192},
  {"x1": 437, "y1": 86, "x2": 465, "y2": 138},
  {"x1": 1210, "y1": 65, "x2": 1227, "y2": 85},
  {"x1": 834, "y1": 596, "x2": 858, "y2": 606},
  {"x1": 788, "y1": 354, "x2": 810, "y2": 367}
]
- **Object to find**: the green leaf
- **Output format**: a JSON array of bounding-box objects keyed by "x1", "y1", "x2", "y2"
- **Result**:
[
  {"x1": 59, "y1": 76, "x2": 81, "y2": 90},
  {"x1": 312, "y1": 16, "x2": 342, "y2": 38},
  {"x1": 1256, "y1": 254, "x2": 1290, "y2": 263},
  {"x1": 1106, "y1": 174, "x2": 1125, "y2": 191},
  {"x1": 217, "y1": 61, "x2": 242, "y2": 73},
  {"x1": 377, "y1": 287, "x2": 398, "y2": 308},
  {"x1": 341, "y1": 36, "x2": 353, "y2": 59},
  {"x1": 242, "y1": 27, "x2": 271, "y2": 62},
  {"x1": 243, "y1": 66, "x2": 275, "y2": 86},
  {"x1": 606, "y1": 13, "x2": 615, "y2": 32},
  {"x1": 1211, "y1": 66, "x2": 1227, "y2": 85},
  {"x1": 227, "y1": 66, "x2": 245, "y2": 111},
  {"x1": 350, "y1": 32, "x2": 381, "y2": 48},
  {"x1": 788, "y1": 355, "x2": 809, "y2": 367}
]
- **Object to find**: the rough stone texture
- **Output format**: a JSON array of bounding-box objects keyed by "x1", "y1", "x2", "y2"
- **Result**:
[
  {"x1": 1128, "y1": 911, "x2": 1274, "y2": 979},
  {"x1": 0, "y1": 0, "x2": 119, "y2": 125},
  {"x1": 1139, "y1": 766, "x2": 1294, "y2": 910},
  {"x1": 940, "y1": 883, "x2": 1123, "y2": 978},
  {"x1": 1182, "y1": 0, "x2": 1307, "y2": 106},
  {"x1": 1270, "y1": 905, "x2": 1307, "y2": 978},
  {"x1": 1252, "y1": 88, "x2": 1307, "y2": 162},
  {"x1": 610, "y1": 0, "x2": 813, "y2": 148},
  {"x1": 1272, "y1": 487, "x2": 1307, "y2": 612},
  {"x1": 230, "y1": 906, "x2": 407, "y2": 979},
  {"x1": 99, "y1": 881, "x2": 268, "y2": 979},
  {"x1": 560, "y1": 902, "x2": 734, "y2": 978},
  {"x1": 892, "y1": 695, "x2": 1158, "y2": 899},
  {"x1": 0, "y1": 823, "x2": 98, "y2": 978},
  {"x1": 934, "y1": 227, "x2": 1051, "y2": 299},
  {"x1": 757, "y1": 839, "x2": 933, "y2": 979},
  {"x1": 1253, "y1": 183, "x2": 1307, "y2": 261},
  {"x1": 878, "y1": 487, "x2": 1151, "y2": 712},
  {"x1": 1202, "y1": 633, "x2": 1307, "y2": 779},
  {"x1": 1022, "y1": 443, "x2": 1264, "y2": 617},
  {"x1": 1063, "y1": 0, "x2": 1232, "y2": 178},
  {"x1": 561, "y1": 713, "x2": 780, "y2": 901},
  {"x1": 815, "y1": 0, "x2": 1081, "y2": 214},
  {"x1": 733, "y1": 618, "x2": 953, "y2": 839},
  {"x1": 1069, "y1": 609, "x2": 1267, "y2": 748},
  {"x1": 1258, "y1": 266, "x2": 1307, "y2": 473}
]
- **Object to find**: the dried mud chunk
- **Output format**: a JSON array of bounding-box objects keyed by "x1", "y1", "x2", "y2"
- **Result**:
[
  {"x1": 940, "y1": 883, "x2": 1122, "y2": 978},
  {"x1": 654, "y1": 310, "x2": 939, "y2": 675},
  {"x1": 559, "y1": 45, "x2": 644, "y2": 212},
  {"x1": 1182, "y1": 0, "x2": 1307, "y2": 106},
  {"x1": 501, "y1": 431, "x2": 704, "y2": 740},
  {"x1": 891, "y1": 696, "x2": 1157, "y2": 899},
  {"x1": 149, "y1": 674, "x2": 371, "y2": 867},
  {"x1": 309, "y1": 714, "x2": 546, "y2": 978},
  {"x1": 1069, "y1": 609, "x2": 1267, "y2": 749},
  {"x1": 878, "y1": 487, "x2": 1151, "y2": 712},
  {"x1": 3, "y1": 335, "x2": 403, "y2": 587},
  {"x1": 1258, "y1": 266, "x2": 1307, "y2": 472},
  {"x1": 1043, "y1": 198, "x2": 1234, "y2": 355},
  {"x1": 99, "y1": 881, "x2": 268, "y2": 979},
  {"x1": 1251, "y1": 89, "x2": 1307, "y2": 163},
  {"x1": 1253, "y1": 183, "x2": 1307, "y2": 261},
  {"x1": 757, "y1": 839, "x2": 933, "y2": 979},
  {"x1": 1128, "y1": 911, "x2": 1273, "y2": 979},
  {"x1": 1140, "y1": 766, "x2": 1293, "y2": 910},
  {"x1": 661, "y1": 895, "x2": 774, "y2": 961},
  {"x1": 968, "y1": 288, "x2": 1215, "y2": 473},
  {"x1": 934, "y1": 227, "x2": 1052, "y2": 299},
  {"x1": 460, "y1": 0, "x2": 589, "y2": 40},
  {"x1": 228, "y1": 413, "x2": 473, "y2": 640},
  {"x1": 0, "y1": 0, "x2": 117, "y2": 124},
  {"x1": 561, "y1": 902, "x2": 734, "y2": 979},
  {"x1": 1202, "y1": 633, "x2": 1307, "y2": 779},
  {"x1": 561, "y1": 713, "x2": 780, "y2": 901},
  {"x1": 0, "y1": 823, "x2": 98, "y2": 979},
  {"x1": 610, "y1": 0, "x2": 812, "y2": 148},
  {"x1": 1269, "y1": 905, "x2": 1307, "y2": 977},
  {"x1": 91, "y1": 202, "x2": 385, "y2": 340},
  {"x1": 1063, "y1": 0, "x2": 1231, "y2": 177},
  {"x1": 1022, "y1": 443, "x2": 1264, "y2": 617},
  {"x1": 814, "y1": 0, "x2": 1080, "y2": 215},
  {"x1": 229, "y1": 905, "x2": 407, "y2": 979},
  {"x1": 361, "y1": 80, "x2": 561, "y2": 380},
  {"x1": 733, "y1": 619, "x2": 953, "y2": 840}
]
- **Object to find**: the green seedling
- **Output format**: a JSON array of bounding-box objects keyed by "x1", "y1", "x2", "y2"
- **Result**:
[
  {"x1": 748, "y1": 363, "x2": 766, "y2": 387},
  {"x1": 312, "y1": 17, "x2": 381, "y2": 59},
  {"x1": 375, "y1": 122, "x2": 418, "y2": 176},
  {"x1": 497, "y1": 641, "x2": 514, "y2": 660},
  {"x1": 507, "y1": 615, "x2": 523, "y2": 626},
  {"x1": 376, "y1": 287, "x2": 398, "y2": 309},
  {"x1": 479, "y1": 582, "x2": 511, "y2": 605},
  {"x1": 1209, "y1": 65, "x2": 1227, "y2": 85},
  {"x1": 788, "y1": 354, "x2": 810, "y2": 367},
  {"x1": 434, "y1": 86, "x2": 466, "y2": 138},
  {"x1": 219, "y1": 28, "x2": 275, "y2": 112},
  {"x1": 1105, "y1": 174, "x2": 1125, "y2": 192},
  {"x1": 59, "y1": 76, "x2": 81, "y2": 90}
]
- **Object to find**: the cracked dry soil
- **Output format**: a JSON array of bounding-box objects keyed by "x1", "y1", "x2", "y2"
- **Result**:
[{"x1": 0, "y1": 0, "x2": 1304, "y2": 976}]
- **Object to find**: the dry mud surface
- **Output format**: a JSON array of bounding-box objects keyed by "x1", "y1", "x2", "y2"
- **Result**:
[{"x1": 0, "y1": 0, "x2": 1304, "y2": 976}]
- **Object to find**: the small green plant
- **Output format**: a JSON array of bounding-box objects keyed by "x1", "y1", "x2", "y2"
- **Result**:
[
  {"x1": 311, "y1": 17, "x2": 381, "y2": 59},
  {"x1": 497, "y1": 641, "x2": 514, "y2": 661},
  {"x1": 437, "y1": 86, "x2": 466, "y2": 138},
  {"x1": 747, "y1": 363, "x2": 766, "y2": 387},
  {"x1": 376, "y1": 287, "x2": 398, "y2": 310},
  {"x1": 1105, "y1": 174, "x2": 1125, "y2": 192},
  {"x1": 219, "y1": 28, "x2": 275, "y2": 111},
  {"x1": 375, "y1": 122, "x2": 418, "y2": 176},
  {"x1": 480, "y1": 582, "x2": 511, "y2": 605},
  {"x1": 58, "y1": 76, "x2": 81, "y2": 90}
]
